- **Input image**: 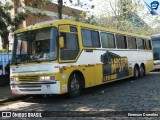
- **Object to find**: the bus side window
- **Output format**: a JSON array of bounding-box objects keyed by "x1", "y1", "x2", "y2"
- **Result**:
[
  {"x1": 143, "y1": 39, "x2": 146, "y2": 49},
  {"x1": 81, "y1": 28, "x2": 100, "y2": 48},
  {"x1": 101, "y1": 32, "x2": 115, "y2": 48},
  {"x1": 127, "y1": 36, "x2": 137, "y2": 49},
  {"x1": 149, "y1": 40, "x2": 152, "y2": 49},
  {"x1": 60, "y1": 32, "x2": 79, "y2": 60},
  {"x1": 145, "y1": 40, "x2": 148, "y2": 50},
  {"x1": 116, "y1": 34, "x2": 127, "y2": 49},
  {"x1": 146, "y1": 40, "x2": 152, "y2": 50},
  {"x1": 137, "y1": 38, "x2": 145, "y2": 49}
]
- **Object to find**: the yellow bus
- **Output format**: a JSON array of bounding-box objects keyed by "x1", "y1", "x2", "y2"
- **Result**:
[{"x1": 10, "y1": 19, "x2": 153, "y2": 97}]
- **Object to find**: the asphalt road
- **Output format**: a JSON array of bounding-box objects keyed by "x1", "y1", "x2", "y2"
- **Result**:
[{"x1": 0, "y1": 72, "x2": 160, "y2": 120}]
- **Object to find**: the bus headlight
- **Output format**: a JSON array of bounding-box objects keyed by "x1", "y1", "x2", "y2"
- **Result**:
[
  {"x1": 40, "y1": 76, "x2": 48, "y2": 81},
  {"x1": 10, "y1": 78, "x2": 16, "y2": 82},
  {"x1": 39, "y1": 76, "x2": 55, "y2": 81},
  {"x1": 10, "y1": 77, "x2": 18, "y2": 83}
]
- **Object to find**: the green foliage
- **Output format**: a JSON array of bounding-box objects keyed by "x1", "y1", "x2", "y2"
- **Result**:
[
  {"x1": 0, "y1": 1, "x2": 26, "y2": 50},
  {"x1": 96, "y1": 0, "x2": 160, "y2": 36},
  {"x1": 0, "y1": 49, "x2": 6, "y2": 53},
  {"x1": 0, "y1": 2, "x2": 12, "y2": 34}
]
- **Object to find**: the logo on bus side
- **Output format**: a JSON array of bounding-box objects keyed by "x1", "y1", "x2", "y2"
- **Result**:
[
  {"x1": 101, "y1": 51, "x2": 129, "y2": 82},
  {"x1": 111, "y1": 57, "x2": 128, "y2": 73}
]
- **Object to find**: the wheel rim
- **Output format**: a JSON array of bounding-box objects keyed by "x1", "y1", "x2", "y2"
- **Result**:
[
  {"x1": 135, "y1": 68, "x2": 139, "y2": 78},
  {"x1": 70, "y1": 77, "x2": 80, "y2": 93},
  {"x1": 140, "y1": 67, "x2": 144, "y2": 76}
]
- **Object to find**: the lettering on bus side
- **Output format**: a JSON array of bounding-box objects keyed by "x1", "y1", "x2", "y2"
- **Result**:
[
  {"x1": 101, "y1": 51, "x2": 129, "y2": 82},
  {"x1": 111, "y1": 57, "x2": 128, "y2": 73}
]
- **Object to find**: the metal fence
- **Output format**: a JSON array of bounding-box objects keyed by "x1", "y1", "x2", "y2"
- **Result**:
[{"x1": 0, "y1": 53, "x2": 12, "y2": 75}]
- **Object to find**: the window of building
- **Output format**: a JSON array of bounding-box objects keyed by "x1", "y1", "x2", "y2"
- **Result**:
[
  {"x1": 127, "y1": 36, "x2": 137, "y2": 49},
  {"x1": 101, "y1": 32, "x2": 115, "y2": 48},
  {"x1": 81, "y1": 28, "x2": 100, "y2": 47},
  {"x1": 116, "y1": 34, "x2": 127, "y2": 49}
]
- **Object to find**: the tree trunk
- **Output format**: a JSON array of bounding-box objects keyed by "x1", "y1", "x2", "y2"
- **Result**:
[{"x1": 58, "y1": 0, "x2": 63, "y2": 19}]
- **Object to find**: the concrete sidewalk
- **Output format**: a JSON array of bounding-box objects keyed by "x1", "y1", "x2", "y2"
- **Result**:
[{"x1": 0, "y1": 85, "x2": 25, "y2": 103}]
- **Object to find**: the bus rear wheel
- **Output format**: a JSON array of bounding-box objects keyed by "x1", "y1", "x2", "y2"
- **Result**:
[
  {"x1": 68, "y1": 73, "x2": 81, "y2": 98},
  {"x1": 140, "y1": 65, "x2": 145, "y2": 77},
  {"x1": 134, "y1": 66, "x2": 139, "y2": 79}
]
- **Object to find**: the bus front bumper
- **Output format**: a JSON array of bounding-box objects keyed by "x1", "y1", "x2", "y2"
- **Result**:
[{"x1": 10, "y1": 80, "x2": 61, "y2": 95}]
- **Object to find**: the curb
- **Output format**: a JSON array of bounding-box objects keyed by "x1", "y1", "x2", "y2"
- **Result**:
[{"x1": 0, "y1": 95, "x2": 27, "y2": 104}]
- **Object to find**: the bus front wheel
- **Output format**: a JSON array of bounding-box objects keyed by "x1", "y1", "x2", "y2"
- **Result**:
[{"x1": 68, "y1": 73, "x2": 81, "y2": 98}]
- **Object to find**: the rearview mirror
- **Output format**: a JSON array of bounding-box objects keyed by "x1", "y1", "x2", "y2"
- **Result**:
[{"x1": 59, "y1": 36, "x2": 64, "y2": 48}]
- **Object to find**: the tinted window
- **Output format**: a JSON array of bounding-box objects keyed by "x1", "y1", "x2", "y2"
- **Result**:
[
  {"x1": 82, "y1": 29, "x2": 92, "y2": 46},
  {"x1": 149, "y1": 40, "x2": 152, "y2": 49},
  {"x1": 60, "y1": 33, "x2": 78, "y2": 50},
  {"x1": 127, "y1": 36, "x2": 137, "y2": 49},
  {"x1": 82, "y1": 28, "x2": 100, "y2": 47},
  {"x1": 91, "y1": 31, "x2": 100, "y2": 47},
  {"x1": 101, "y1": 32, "x2": 115, "y2": 48},
  {"x1": 116, "y1": 34, "x2": 127, "y2": 49},
  {"x1": 60, "y1": 32, "x2": 79, "y2": 60},
  {"x1": 70, "y1": 26, "x2": 77, "y2": 32},
  {"x1": 146, "y1": 40, "x2": 152, "y2": 50},
  {"x1": 137, "y1": 38, "x2": 145, "y2": 49}
]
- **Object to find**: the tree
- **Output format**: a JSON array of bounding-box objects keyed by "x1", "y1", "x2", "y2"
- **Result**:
[
  {"x1": 96, "y1": 0, "x2": 160, "y2": 35},
  {"x1": 0, "y1": 1, "x2": 25, "y2": 51},
  {"x1": 53, "y1": 0, "x2": 94, "y2": 20},
  {"x1": 58, "y1": 0, "x2": 63, "y2": 19},
  {"x1": 42, "y1": 0, "x2": 63, "y2": 19}
]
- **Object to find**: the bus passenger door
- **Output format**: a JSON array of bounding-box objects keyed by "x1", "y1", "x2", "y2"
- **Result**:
[
  {"x1": 59, "y1": 25, "x2": 79, "y2": 61},
  {"x1": 58, "y1": 25, "x2": 80, "y2": 91}
]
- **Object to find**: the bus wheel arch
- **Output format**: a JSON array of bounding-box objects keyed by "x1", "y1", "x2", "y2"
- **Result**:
[
  {"x1": 134, "y1": 64, "x2": 140, "y2": 79},
  {"x1": 140, "y1": 63, "x2": 146, "y2": 77},
  {"x1": 67, "y1": 70, "x2": 85, "y2": 97}
]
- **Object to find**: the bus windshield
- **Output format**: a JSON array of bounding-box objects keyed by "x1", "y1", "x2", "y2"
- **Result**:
[{"x1": 12, "y1": 27, "x2": 58, "y2": 64}]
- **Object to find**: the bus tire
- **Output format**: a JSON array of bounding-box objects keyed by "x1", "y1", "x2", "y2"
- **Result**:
[
  {"x1": 134, "y1": 65, "x2": 139, "y2": 79},
  {"x1": 68, "y1": 73, "x2": 81, "y2": 98},
  {"x1": 140, "y1": 64, "x2": 145, "y2": 77}
]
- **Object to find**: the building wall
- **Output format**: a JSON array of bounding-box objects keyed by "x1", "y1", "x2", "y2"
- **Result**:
[
  {"x1": 15, "y1": 0, "x2": 82, "y2": 28},
  {"x1": 0, "y1": 0, "x2": 82, "y2": 51}
]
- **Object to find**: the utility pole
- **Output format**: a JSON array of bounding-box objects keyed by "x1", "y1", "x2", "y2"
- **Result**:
[{"x1": 58, "y1": 0, "x2": 63, "y2": 19}]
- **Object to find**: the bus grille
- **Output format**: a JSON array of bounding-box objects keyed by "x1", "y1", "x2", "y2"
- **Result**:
[
  {"x1": 18, "y1": 76, "x2": 39, "y2": 82},
  {"x1": 19, "y1": 89, "x2": 41, "y2": 91}
]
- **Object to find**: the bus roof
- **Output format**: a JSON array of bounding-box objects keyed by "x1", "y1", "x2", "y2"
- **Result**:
[{"x1": 15, "y1": 19, "x2": 150, "y2": 39}]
